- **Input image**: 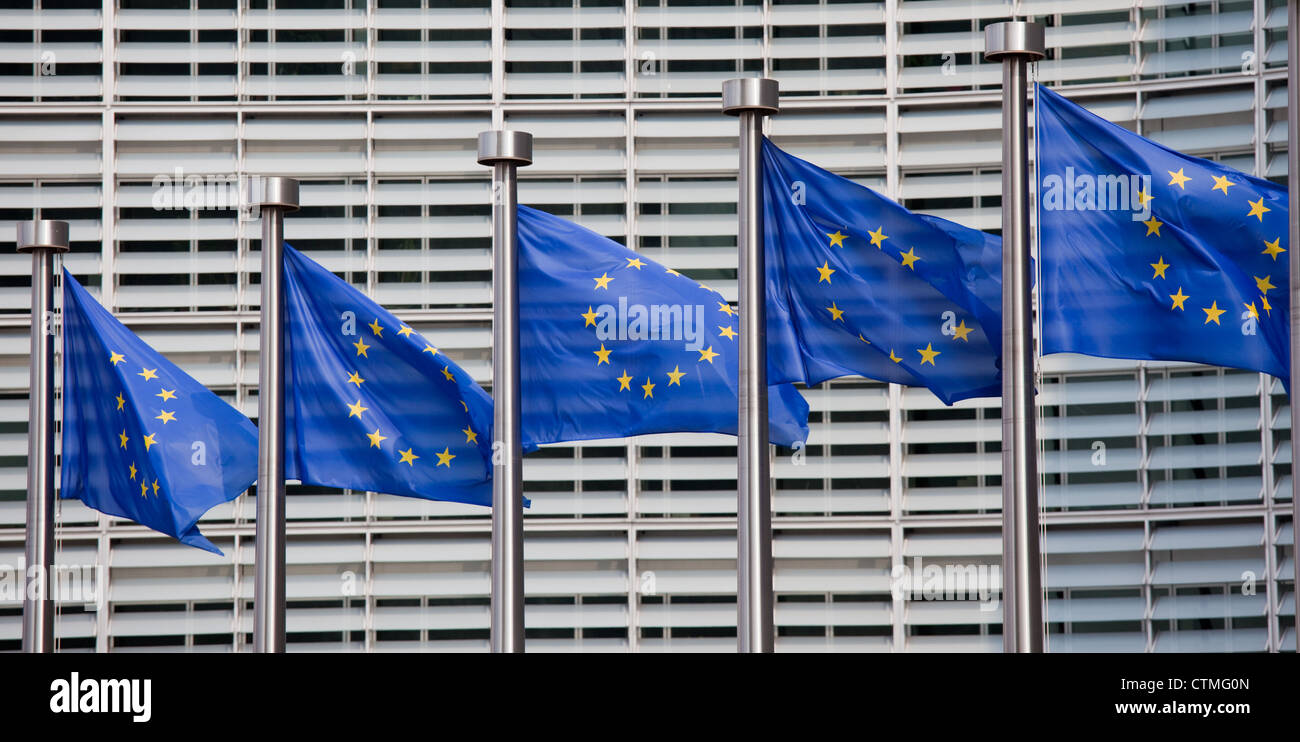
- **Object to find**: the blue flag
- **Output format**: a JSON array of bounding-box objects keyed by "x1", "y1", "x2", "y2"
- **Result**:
[
  {"x1": 61, "y1": 270, "x2": 257, "y2": 554},
  {"x1": 761, "y1": 137, "x2": 1005, "y2": 404},
  {"x1": 283, "y1": 244, "x2": 497, "y2": 506},
  {"x1": 1036, "y1": 84, "x2": 1288, "y2": 384},
  {"x1": 518, "y1": 205, "x2": 810, "y2": 446}
]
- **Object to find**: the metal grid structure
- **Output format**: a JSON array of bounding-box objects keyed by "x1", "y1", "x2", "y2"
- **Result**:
[{"x1": 0, "y1": 0, "x2": 1295, "y2": 652}]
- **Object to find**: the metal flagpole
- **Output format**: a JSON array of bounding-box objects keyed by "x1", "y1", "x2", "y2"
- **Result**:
[
  {"x1": 723, "y1": 77, "x2": 779, "y2": 653},
  {"x1": 250, "y1": 176, "x2": 299, "y2": 653},
  {"x1": 18, "y1": 219, "x2": 69, "y2": 654},
  {"x1": 985, "y1": 21, "x2": 1045, "y2": 654},
  {"x1": 478, "y1": 130, "x2": 532, "y2": 653},
  {"x1": 1288, "y1": 0, "x2": 1300, "y2": 638}
]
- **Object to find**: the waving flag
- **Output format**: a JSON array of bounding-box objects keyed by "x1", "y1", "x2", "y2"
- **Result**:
[
  {"x1": 518, "y1": 205, "x2": 810, "y2": 446},
  {"x1": 761, "y1": 137, "x2": 1006, "y2": 404},
  {"x1": 1036, "y1": 84, "x2": 1288, "y2": 384},
  {"x1": 61, "y1": 270, "x2": 257, "y2": 554},
  {"x1": 283, "y1": 245, "x2": 497, "y2": 506}
]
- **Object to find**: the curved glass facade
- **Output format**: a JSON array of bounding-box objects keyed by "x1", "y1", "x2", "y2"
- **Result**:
[{"x1": 0, "y1": 0, "x2": 1294, "y2": 652}]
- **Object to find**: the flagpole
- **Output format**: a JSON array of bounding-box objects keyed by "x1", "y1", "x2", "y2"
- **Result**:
[
  {"x1": 985, "y1": 21, "x2": 1045, "y2": 653},
  {"x1": 250, "y1": 176, "x2": 298, "y2": 653},
  {"x1": 1287, "y1": 0, "x2": 1300, "y2": 638},
  {"x1": 723, "y1": 77, "x2": 779, "y2": 653},
  {"x1": 478, "y1": 130, "x2": 532, "y2": 653},
  {"x1": 17, "y1": 219, "x2": 68, "y2": 653}
]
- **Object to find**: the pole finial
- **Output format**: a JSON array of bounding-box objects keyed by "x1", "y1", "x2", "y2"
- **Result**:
[
  {"x1": 247, "y1": 176, "x2": 300, "y2": 212},
  {"x1": 722, "y1": 78, "x2": 779, "y2": 116},
  {"x1": 477, "y1": 130, "x2": 534, "y2": 167},
  {"x1": 16, "y1": 220, "x2": 70, "y2": 254},
  {"x1": 984, "y1": 21, "x2": 1046, "y2": 62}
]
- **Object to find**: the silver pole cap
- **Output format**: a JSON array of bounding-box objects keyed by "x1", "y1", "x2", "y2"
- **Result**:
[
  {"x1": 16, "y1": 220, "x2": 70, "y2": 254},
  {"x1": 984, "y1": 21, "x2": 1046, "y2": 61},
  {"x1": 477, "y1": 130, "x2": 534, "y2": 166},
  {"x1": 722, "y1": 78, "x2": 779, "y2": 116},
  {"x1": 246, "y1": 176, "x2": 301, "y2": 211}
]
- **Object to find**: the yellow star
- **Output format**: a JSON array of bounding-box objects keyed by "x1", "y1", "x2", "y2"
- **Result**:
[
  {"x1": 698, "y1": 282, "x2": 717, "y2": 294},
  {"x1": 868, "y1": 226, "x2": 887, "y2": 248},
  {"x1": 697, "y1": 346, "x2": 719, "y2": 363},
  {"x1": 140, "y1": 481, "x2": 147, "y2": 498},
  {"x1": 593, "y1": 272, "x2": 613, "y2": 290},
  {"x1": 593, "y1": 343, "x2": 612, "y2": 365},
  {"x1": 666, "y1": 365, "x2": 685, "y2": 386},
  {"x1": 899, "y1": 247, "x2": 920, "y2": 270},
  {"x1": 423, "y1": 345, "x2": 438, "y2": 356},
  {"x1": 460, "y1": 401, "x2": 468, "y2": 412},
  {"x1": 718, "y1": 301, "x2": 736, "y2": 316},
  {"x1": 1211, "y1": 175, "x2": 1234, "y2": 194},
  {"x1": 665, "y1": 267, "x2": 682, "y2": 277},
  {"x1": 718, "y1": 325, "x2": 737, "y2": 340},
  {"x1": 1150, "y1": 256, "x2": 1169, "y2": 279},
  {"x1": 1261, "y1": 294, "x2": 1272, "y2": 315},
  {"x1": 128, "y1": 462, "x2": 137, "y2": 481},
  {"x1": 917, "y1": 343, "x2": 940, "y2": 366},
  {"x1": 1143, "y1": 217, "x2": 1163, "y2": 237},
  {"x1": 462, "y1": 426, "x2": 478, "y2": 444},
  {"x1": 952, "y1": 320, "x2": 973, "y2": 342},
  {"x1": 156, "y1": 388, "x2": 177, "y2": 401},
  {"x1": 155, "y1": 410, "x2": 176, "y2": 425},
  {"x1": 347, "y1": 371, "x2": 364, "y2": 387},
  {"x1": 347, "y1": 399, "x2": 368, "y2": 418},
  {"x1": 398, "y1": 448, "x2": 419, "y2": 466},
  {"x1": 625, "y1": 257, "x2": 645, "y2": 270},
  {"x1": 1244, "y1": 301, "x2": 1259, "y2": 319},
  {"x1": 119, "y1": 430, "x2": 129, "y2": 448},
  {"x1": 816, "y1": 261, "x2": 835, "y2": 284},
  {"x1": 616, "y1": 369, "x2": 633, "y2": 391},
  {"x1": 353, "y1": 338, "x2": 370, "y2": 357},
  {"x1": 1255, "y1": 274, "x2": 1276, "y2": 295},
  {"x1": 435, "y1": 447, "x2": 455, "y2": 467},
  {"x1": 826, "y1": 302, "x2": 845, "y2": 321},
  {"x1": 1136, "y1": 189, "x2": 1153, "y2": 208},
  {"x1": 858, "y1": 334, "x2": 870, "y2": 344},
  {"x1": 368, "y1": 319, "x2": 384, "y2": 336},
  {"x1": 152, "y1": 479, "x2": 159, "y2": 497},
  {"x1": 116, "y1": 393, "x2": 125, "y2": 411},
  {"x1": 397, "y1": 325, "x2": 414, "y2": 338},
  {"x1": 1262, "y1": 237, "x2": 1285, "y2": 261},
  {"x1": 137, "y1": 367, "x2": 158, "y2": 381},
  {"x1": 142, "y1": 433, "x2": 157, "y2": 451},
  {"x1": 641, "y1": 378, "x2": 655, "y2": 399},
  {"x1": 582, "y1": 306, "x2": 600, "y2": 327},
  {"x1": 827, "y1": 231, "x2": 847, "y2": 248},
  {"x1": 1202, "y1": 301, "x2": 1225, "y2": 325},
  {"x1": 442, "y1": 366, "x2": 455, "y2": 381},
  {"x1": 889, "y1": 349, "x2": 901, "y2": 363},
  {"x1": 1247, "y1": 197, "x2": 1270, "y2": 221},
  {"x1": 366, "y1": 429, "x2": 387, "y2": 448},
  {"x1": 1169, "y1": 287, "x2": 1189, "y2": 311},
  {"x1": 1167, "y1": 168, "x2": 1191, "y2": 189},
  {"x1": 109, "y1": 351, "x2": 125, "y2": 366}
]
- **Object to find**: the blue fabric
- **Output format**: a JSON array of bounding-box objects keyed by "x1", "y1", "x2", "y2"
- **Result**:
[
  {"x1": 283, "y1": 244, "x2": 499, "y2": 507},
  {"x1": 518, "y1": 204, "x2": 810, "y2": 446},
  {"x1": 761, "y1": 137, "x2": 1006, "y2": 404},
  {"x1": 61, "y1": 270, "x2": 257, "y2": 554},
  {"x1": 1036, "y1": 84, "x2": 1289, "y2": 385}
]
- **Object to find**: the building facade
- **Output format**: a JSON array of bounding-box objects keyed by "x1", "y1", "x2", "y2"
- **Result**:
[{"x1": 0, "y1": 0, "x2": 1294, "y2": 651}]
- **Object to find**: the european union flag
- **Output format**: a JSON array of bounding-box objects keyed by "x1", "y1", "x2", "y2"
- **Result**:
[
  {"x1": 761, "y1": 137, "x2": 1005, "y2": 404},
  {"x1": 1036, "y1": 84, "x2": 1288, "y2": 384},
  {"x1": 518, "y1": 205, "x2": 810, "y2": 445},
  {"x1": 61, "y1": 270, "x2": 257, "y2": 554},
  {"x1": 283, "y1": 245, "x2": 496, "y2": 506}
]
